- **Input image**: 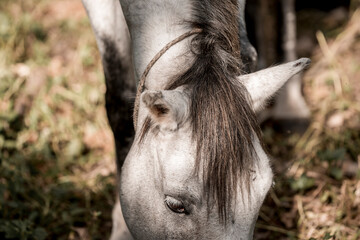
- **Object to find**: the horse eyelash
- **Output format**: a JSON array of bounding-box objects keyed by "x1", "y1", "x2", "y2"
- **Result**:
[{"x1": 164, "y1": 196, "x2": 187, "y2": 214}]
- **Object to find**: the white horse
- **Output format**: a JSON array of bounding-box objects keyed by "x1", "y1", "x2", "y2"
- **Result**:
[{"x1": 82, "y1": 0, "x2": 310, "y2": 239}]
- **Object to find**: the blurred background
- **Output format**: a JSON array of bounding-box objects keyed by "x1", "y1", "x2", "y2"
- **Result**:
[{"x1": 0, "y1": 0, "x2": 359, "y2": 239}]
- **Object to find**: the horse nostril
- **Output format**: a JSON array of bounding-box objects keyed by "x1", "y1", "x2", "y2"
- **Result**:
[{"x1": 293, "y1": 61, "x2": 302, "y2": 67}]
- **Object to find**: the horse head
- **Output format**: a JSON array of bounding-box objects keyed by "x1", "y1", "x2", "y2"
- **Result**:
[{"x1": 119, "y1": 58, "x2": 310, "y2": 239}]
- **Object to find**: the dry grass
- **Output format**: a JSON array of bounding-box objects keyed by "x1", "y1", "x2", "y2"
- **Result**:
[
  {"x1": 0, "y1": 0, "x2": 116, "y2": 239},
  {"x1": 256, "y1": 9, "x2": 360, "y2": 240}
]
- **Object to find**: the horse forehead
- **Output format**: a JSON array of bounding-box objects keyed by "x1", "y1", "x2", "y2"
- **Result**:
[{"x1": 156, "y1": 131, "x2": 197, "y2": 181}]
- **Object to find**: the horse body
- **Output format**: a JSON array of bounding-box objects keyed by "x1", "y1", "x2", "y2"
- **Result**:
[{"x1": 82, "y1": 0, "x2": 310, "y2": 239}]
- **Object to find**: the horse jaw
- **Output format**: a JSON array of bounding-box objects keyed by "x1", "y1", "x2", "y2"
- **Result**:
[
  {"x1": 238, "y1": 58, "x2": 311, "y2": 112},
  {"x1": 141, "y1": 89, "x2": 189, "y2": 132}
]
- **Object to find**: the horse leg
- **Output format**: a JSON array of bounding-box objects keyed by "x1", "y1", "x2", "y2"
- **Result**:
[
  {"x1": 110, "y1": 198, "x2": 134, "y2": 240},
  {"x1": 272, "y1": 0, "x2": 310, "y2": 132},
  {"x1": 82, "y1": 0, "x2": 135, "y2": 239},
  {"x1": 238, "y1": 0, "x2": 257, "y2": 73},
  {"x1": 82, "y1": 0, "x2": 136, "y2": 171}
]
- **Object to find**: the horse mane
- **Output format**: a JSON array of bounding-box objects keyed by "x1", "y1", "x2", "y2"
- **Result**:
[{"x1": 140, "y1": 0, "x2": 263, "y2": 223}]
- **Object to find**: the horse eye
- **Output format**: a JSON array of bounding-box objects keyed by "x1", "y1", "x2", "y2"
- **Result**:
[{"x1": 164, "y1": 196, "x2": 187, "y2": 214}]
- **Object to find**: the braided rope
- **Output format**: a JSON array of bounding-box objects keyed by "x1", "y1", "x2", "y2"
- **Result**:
[{"x1": 133, "y1": 28, "x2": 203, "y2": 131}]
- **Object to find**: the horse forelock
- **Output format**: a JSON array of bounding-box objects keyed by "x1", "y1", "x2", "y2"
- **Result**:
[{"x1": 138, "y1": 0, "x2": 263, "y2": 224}]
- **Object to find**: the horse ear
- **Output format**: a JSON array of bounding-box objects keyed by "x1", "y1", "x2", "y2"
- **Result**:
[
  {"x1": 238, "y1": 58, "x2": 311, "y2": 112},
  {"x1": 141, "y1": 90, "x2": 189, "y2": 132}
]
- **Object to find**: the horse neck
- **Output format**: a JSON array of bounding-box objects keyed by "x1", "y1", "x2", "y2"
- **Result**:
[{"x1": 121, "y1": 0, "x2": 194, "y2": 90}]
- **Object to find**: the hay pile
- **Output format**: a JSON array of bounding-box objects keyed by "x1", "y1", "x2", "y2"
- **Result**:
[{"x1": 256, "y1": 10, "x2": 360, "y2": 240}]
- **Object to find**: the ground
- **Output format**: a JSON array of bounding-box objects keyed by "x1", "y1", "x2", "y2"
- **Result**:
[{"x1": 0, "y1": 0, "x2": 359, "y2": 239}]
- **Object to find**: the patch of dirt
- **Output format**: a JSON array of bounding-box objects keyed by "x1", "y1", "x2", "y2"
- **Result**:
[{"x1": 40, "y1": 0, "x2": 86, "y2": 22}]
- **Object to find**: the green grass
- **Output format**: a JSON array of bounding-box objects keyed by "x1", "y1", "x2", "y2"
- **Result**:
[{"x1": 0, "y1": 0, "x2": 116, "y2": 239}]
